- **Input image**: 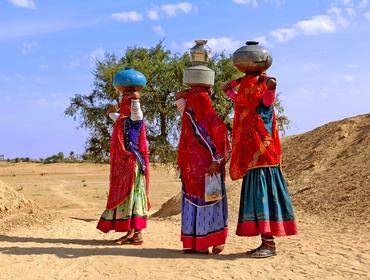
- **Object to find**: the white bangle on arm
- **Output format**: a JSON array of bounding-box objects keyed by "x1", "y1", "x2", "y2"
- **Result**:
[{"x1": 130, "y1": 99, "x2": 143, "y2": 121}]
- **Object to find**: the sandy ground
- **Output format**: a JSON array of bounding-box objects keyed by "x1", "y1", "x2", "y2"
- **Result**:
[{"x1": 0, "y1": 162, "x2": 369, "y2": 280}]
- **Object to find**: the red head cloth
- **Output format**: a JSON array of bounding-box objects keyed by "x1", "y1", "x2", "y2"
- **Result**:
[
  {"x1": 178, "y1": 87, "x2": 230, "y2": 199},
  {"x1": 229, "y1": 76, "x2": 281, "y2": 180},
  {"x1": 106, "y1": 94, "x2": 150, "y2": 210}
]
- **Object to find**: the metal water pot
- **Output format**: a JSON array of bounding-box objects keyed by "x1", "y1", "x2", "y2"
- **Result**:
[
  {"x1": 232, "y1": 41, "x2": 272, "y2": 73},
  {"x1": 190, "y1": 39, "x2": 211, "y2": 65},
  {"x1": 183, "y1": 40, "x2": 215, "y2": 87},
  {"x1": 183, "y1": 65, "x2": 215, "y2": 87}
]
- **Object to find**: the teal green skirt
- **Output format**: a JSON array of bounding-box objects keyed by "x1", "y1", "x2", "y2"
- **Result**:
[{"x1": 236, "y1": 166, "x2": 298, "y2": 236}]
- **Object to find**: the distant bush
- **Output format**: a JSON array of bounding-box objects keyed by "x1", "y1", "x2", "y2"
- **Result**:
[
  {"x1": 7, "y1": 151, "x2": 107, "y2": 164},
  {"x1": 11, "y1": 157, "x2": 32, "y2": 163}
]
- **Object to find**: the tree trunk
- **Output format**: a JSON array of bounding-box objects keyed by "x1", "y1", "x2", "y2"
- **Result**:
[{"x1": 160, "y1": 112, "x2": 168, "y2": 141}]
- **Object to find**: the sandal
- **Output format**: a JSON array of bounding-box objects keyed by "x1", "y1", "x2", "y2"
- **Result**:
[
  {"x1": 114, "y1": 231, "x2": 134, "y2": 245},
  {"x1": 129, "y1": 237, "x2": 143, "y2": 245},
  {"x1": 246, "y1": 247, "x2": 277, "y2": 258},
  {"x1": 212, "y1": 245, "x2": 225, "y2": 255},
  {"x1": 128, "y1": 231, "x2": 144, "y2": 245},
  {"x1": 116, "y1": 231, "x2": 143, "y2": 245},
  {"x1": 245, "y1": 236, "x2": 277, "y2": 258}
]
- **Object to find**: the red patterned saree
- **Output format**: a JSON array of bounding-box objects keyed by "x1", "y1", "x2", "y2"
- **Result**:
[
  {"x1": 230, "y1": 76, "x2": 281, "y2": 180},
  {"x1": 178, "y1": 87, "x2": 230, "y2": 199},
  {"x1": 106, "y1": 95, "x2": 150, "y2": 210}
]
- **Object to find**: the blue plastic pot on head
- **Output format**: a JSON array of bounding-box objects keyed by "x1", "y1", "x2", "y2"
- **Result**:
[{"x1": 113, "y1": 67, "x2": 147, "y2": 87}]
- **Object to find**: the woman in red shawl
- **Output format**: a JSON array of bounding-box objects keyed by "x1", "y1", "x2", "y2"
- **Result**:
[
  {"x1": 97, "y1": 67, "x2": 150, "y2": 245},
  {"x1": 175, "y1": 87, "x2": 230, "y2": 254},
  {"x1": 223, "y1": 73, "x2": 298, "y2": 258}
]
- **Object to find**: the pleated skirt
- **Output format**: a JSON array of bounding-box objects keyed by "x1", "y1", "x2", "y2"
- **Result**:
[{"x1": 236, "y1": 166, "x2": 298, "y2": 237}]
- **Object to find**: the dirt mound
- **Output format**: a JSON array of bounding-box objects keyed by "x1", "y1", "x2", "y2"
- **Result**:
[
  {"x1": 153, "y1": 113, "x2": 370, "y2": 229},
  {"x1": 0, "y1": 180, "x2": 50, "y2": 232},
  {"x1": 151, "y1": 192, "x2": 181, "y2": 218},
  {"x1": 282, "y1": 113, "x2": 370, "y2": 228}
]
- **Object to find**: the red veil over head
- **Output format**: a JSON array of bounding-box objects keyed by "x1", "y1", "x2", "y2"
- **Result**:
[
  {"x1": 229, "y1": 76, "x2": 281, "y2": 180},
  {"x1": 106, "y1": 95, "x2": 150, "y2": 210},
  {"x1": 178, "y1": 88, "x2": 230, "y2": 199}
]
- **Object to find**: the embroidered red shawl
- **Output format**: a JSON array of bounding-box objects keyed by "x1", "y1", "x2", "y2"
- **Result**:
[
  {"x1": 106, "y1": 95, "x2": 150, "y2": 210},
  {"x1": 230, "y1": 76, "x2": 281, "y2": 180},
  {"x1": 178, "y1": 88, "x2": 230, "y2": 199}
]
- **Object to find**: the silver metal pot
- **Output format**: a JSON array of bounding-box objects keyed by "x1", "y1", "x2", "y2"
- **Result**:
[
  {"x1": 232, "y1": 41, "x2": 272, "y2": 73},
  {"x1": 183, "y1": 65, "x2": 215, "y2": 87},
  {"x1": 190, "y1": 39, "x2": 211, "y2": 65},
  {"x1": 183, "y1": 40, "x2": 215, "y2": 87}
]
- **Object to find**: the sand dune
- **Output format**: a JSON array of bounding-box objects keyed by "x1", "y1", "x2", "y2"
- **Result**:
[{"x1": 282, "y1": 113, "x2": 370, "y2": 229}]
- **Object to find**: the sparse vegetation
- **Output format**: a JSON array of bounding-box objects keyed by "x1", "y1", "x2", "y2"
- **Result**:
[{"x1": 6, "y1": 151, "x2": 90, "y2": 164}]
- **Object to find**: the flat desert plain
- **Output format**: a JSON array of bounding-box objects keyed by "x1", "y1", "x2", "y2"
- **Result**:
[{"x1": 0, "y1": 162, "x2": 369, "y2": 280}]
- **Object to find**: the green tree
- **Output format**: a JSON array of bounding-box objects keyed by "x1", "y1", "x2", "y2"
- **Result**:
[
  {"x1": 66, "y1": 42, "x2": 191, "y2": 163},
  {"x1": 56, "y1": 152, "x2": 64, "y2": 161},
  {"x1": 66, "y1": 42, "x2": 289, "y2": 163},
  {"x1": 209, "y1": 53, "x2": 241, "y2": 131},
  {"x1": 43, "y1": 152, "x2": 65, "y2": 163}
]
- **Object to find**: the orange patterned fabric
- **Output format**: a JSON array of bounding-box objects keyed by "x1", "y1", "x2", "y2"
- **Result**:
[
  {"x1": 106, "y1": 95, "x2": 150, "y2": 210},
  {"x1": 230, "y1": 76, "x2": 281, "y2": 180}
]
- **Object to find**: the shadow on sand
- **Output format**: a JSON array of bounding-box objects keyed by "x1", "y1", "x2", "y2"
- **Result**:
[
  {"x1": 0, "y1": 235, "x2": 109, "y2": 246},
  {"x1": 0, "y1": 235, "x2": 246, "y2": 260}
]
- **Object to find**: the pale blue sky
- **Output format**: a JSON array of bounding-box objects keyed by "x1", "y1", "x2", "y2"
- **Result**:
[{"x1": 0, "y1": 0, "x2": 369, "y2": 158}]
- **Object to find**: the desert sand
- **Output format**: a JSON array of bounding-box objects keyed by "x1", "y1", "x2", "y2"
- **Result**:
[{"x1": 0, "y1": 114, "x2": 369, "y2": 280}]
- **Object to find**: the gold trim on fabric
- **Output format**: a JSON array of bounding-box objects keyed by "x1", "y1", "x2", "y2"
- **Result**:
[
  {"x1": 231, "y1": 163, "x2": 281, "y2": 181},
  {"x1": 246, "y1": 164, "x2": 281, "y2": 172}
]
